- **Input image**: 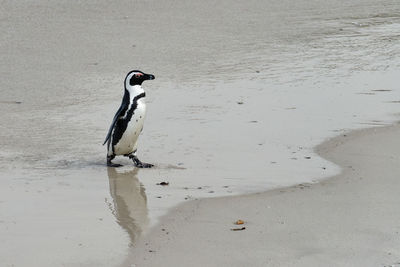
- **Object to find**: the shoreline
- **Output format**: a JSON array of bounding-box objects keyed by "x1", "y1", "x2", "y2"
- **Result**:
[{"x1": 127, "y1": 123, "x2": 400, "y2": 267}]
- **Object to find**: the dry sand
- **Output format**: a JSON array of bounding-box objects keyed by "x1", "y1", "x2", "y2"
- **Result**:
[{"x1": 129, "y1": 124, "x2": 400, "y2": 267}]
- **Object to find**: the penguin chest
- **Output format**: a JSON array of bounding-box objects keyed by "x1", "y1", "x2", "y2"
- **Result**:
[{"x1": 114, "y1": 100, "x2": 146, "y2": 155}]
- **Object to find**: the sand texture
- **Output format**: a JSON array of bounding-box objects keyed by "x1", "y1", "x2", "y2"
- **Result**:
[
  {"x1": 1, "y1": 0, "x2": 400, "y2": 266},
  {"x1": 129, "y1": 124, "x2": 400, "y2": 267}
]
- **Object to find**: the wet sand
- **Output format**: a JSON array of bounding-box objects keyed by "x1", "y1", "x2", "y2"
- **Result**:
[
  {"x1": 129, "y1": 124, "x2": 400, "y2": 267},
  {"x1": 1, "y1": 0, "x2": 400, "y2": 266}
]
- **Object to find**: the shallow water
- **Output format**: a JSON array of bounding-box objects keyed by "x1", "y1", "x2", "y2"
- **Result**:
[{"x1": 1, "y1": 0, "x2": 400, "y2": 266}]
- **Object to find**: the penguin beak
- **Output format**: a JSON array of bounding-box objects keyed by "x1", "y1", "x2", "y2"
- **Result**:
[{"x1": 146, "y1": 74, "x2": 155, "y2": 80}]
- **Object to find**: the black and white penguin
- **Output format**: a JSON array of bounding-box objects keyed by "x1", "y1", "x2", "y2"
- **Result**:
[{"x1": 103, "y1": 70, "x2": 155, "y2": 168}]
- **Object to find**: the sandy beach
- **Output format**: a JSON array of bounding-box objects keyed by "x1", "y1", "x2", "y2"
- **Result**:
[
  {"x1": 129, "y1": 124, "x2": 400, "y2": 267},
  {"x1": 1, "y1": 0, "x2": 400, "y2": 266}
]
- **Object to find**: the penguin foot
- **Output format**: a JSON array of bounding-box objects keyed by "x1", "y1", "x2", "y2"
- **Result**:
[
  {"x1": 107, "y1": 162, "x2": 123, "y2": 167},
  {"x1": 128, "y1": 154, "x2": 154, "y2": 168},
  {"x1": 107, "y1": 155, "x2": 122, "y2": 167},
  {"x1": 135, "y1": 162, "x2": 154, "y2": 168}
]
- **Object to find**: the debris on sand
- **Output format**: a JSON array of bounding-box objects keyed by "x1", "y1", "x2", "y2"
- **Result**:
[
  {"x1": 156, "y1": 182, "x2": 169, "y2": 186},
  {"x1": 0, "y1": 101, "x2": 22, "y2": 104},
  {"x1": 234, "y1": 219, "x2": 244, "y2": 225},
  {"x1": 231, "y1": 227, "x2": 246, "y2": 231}
]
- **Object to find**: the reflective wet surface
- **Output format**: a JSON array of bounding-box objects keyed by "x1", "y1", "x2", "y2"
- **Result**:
[{"x1": 107, "y1": 167, "x2": 149, "y2": 245}]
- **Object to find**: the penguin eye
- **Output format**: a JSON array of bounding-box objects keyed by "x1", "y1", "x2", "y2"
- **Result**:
[{"x1": 134, "y1": 73, "x2": 143, "y2": 78}]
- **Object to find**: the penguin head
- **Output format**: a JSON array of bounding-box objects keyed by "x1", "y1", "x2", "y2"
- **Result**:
[{"x1": 125, "y1": 70, "x2": 155, "y2": 87}]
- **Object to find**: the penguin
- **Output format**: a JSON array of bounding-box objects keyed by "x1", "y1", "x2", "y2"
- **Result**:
[{"x1": 103, "y1": 70, "x2": 155, "y2": 168}]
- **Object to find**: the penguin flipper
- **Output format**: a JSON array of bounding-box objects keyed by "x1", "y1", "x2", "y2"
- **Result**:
[{"x1": 103, "y1": 102, "x2": 128, "y2": 145}]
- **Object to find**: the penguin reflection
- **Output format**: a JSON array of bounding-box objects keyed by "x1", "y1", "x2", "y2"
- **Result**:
[{"x1": 107, "y1": 167, "x2": 149, "y2": 244}]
